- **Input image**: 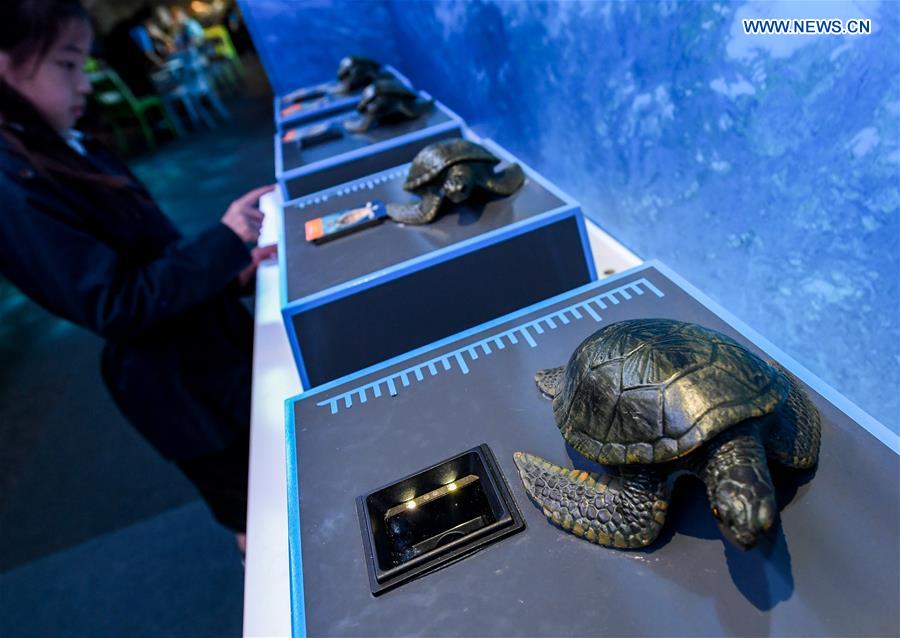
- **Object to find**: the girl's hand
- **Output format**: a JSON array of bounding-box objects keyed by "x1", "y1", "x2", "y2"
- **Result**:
[
  {"x1": 237, "y1": 244, "x2": 278, "y2": 289},
  {"x1": 222, "y1": 185, "x2": 275, "y2": 243}
]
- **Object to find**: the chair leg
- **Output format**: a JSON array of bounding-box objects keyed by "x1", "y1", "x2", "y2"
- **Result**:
[
  {"x1": 225, "y1": 64, "x2": 242, "y2": 92},
  {"x1": 158, "y1": 99, "x2": 185, "y2": 137},
  {"x1": 177, "y1": 94, "x2": 202, "y2": 130},
  {"x1": 192, "y1": 95, "x2": 217, "y2": 129},
  {"x1": 205, "y1": 89, "x2": 230, "y2": 120},
  {"x1": 110, "y1": 120, "x2": 129, "y2": 155},
  {"x1": 135, "y1": 109, "x2": 156, "y2": 151}
]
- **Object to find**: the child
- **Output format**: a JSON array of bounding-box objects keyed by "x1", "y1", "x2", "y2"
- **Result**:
[{"x1": 0, "y1": 0, "x2": 272, "y2": 553}]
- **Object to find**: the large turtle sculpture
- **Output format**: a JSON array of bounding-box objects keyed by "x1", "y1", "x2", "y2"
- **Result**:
[
  {"x1": 343, "y1": 79, "x2": 432, "y2": 133},
  {"x1": 336, "y1": 56, "x2": 383, "y2": 92},
  {"x1": 386, "y1": 139, "x2": 526, "y2": 224},
  {"x1": 513, "y1": 318, "x2": 821, "y2": 550}
]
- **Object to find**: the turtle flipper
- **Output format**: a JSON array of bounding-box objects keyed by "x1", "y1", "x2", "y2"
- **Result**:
[
  {"x1": 765, "y1": 362, "x2": 821, "y2": 469},
  {"x1": 483, "y1": 162, "x2": 525, "y2": 196},
  {"x1": 386, "y1": 192, "x2": 442, "y2": 225},
  {"x1": 343, "y1": 115, "x2": 374, "y2": 133},
  {"x1": 534, "y1": 366, "x2": 565, "y2": 399},
  {"x1": 513, "y1": 452, "x2": 668, "y2": 548},
  {"x1": 397, "y1": 97, "x2": 434, "y2": 119}
]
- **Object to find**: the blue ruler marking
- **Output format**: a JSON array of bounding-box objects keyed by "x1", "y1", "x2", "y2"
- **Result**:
[
  {"x1": 316, "y1": 277, "x2": 664, "y2": 415},
  {"x1": 520, "y1": 326, "x2": 537, "y2": 347},
  {"x1": 295, "y1": 167, "x2": 408, "y2": 209}
]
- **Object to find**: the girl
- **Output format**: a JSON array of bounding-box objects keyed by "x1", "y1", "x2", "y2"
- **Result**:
[{"x1": 0, "y1": 0, "x2": 272, "y2": 552}]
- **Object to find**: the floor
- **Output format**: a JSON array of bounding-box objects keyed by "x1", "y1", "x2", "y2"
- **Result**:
[{"x1": 0, "y1": 59, "x2": 275, "y2": 638}]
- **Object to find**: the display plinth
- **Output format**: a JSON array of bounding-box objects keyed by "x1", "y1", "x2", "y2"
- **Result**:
[
  {"x1": 278, "y1": 136, "x2": 596, "y2": 388},
  {"x1": 274, "y1": 65, "x2": 413, "y2": 130},
  {"x1": 286, "y1": 261, "x2": 899, "y2": 637},
  {"x1": 275, "y1": 94, "x2": 464, "y2": 201}
]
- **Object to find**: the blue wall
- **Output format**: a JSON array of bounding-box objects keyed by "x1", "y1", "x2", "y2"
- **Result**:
[{"x1": 241, "y1": 0, "x2": 899, "y2": 433}]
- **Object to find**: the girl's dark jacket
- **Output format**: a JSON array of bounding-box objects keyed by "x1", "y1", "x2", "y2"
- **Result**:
[{"x1": 0, "y1": 85, "x2": 253, "y2": 462}]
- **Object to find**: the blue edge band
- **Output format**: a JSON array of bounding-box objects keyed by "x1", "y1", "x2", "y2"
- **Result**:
[{"x1": 284, "y1": 258, "x2": 898, "y2": 637}]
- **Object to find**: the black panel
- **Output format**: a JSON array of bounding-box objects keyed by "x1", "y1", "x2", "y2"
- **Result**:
[{"x1": 293, "y1": 217, "x2": 590, "y2": 386}]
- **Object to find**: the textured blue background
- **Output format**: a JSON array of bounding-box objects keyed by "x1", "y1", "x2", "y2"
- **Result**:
[{"x1": 241, "y1": 0, "x2": 899, "y2": 433}]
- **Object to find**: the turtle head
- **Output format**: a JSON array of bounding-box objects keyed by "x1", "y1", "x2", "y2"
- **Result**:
[
  {"x1": 710, "y1": 478, "x2": 776, "y2": 550},
  {"x1": 443, "y1": 164, "x2": 476, "y2": 203}
]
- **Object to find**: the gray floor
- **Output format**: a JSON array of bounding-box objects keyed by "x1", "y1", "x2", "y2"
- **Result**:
[{"x1": 0, "y1": 59, "x2": 275, "y2": 637}]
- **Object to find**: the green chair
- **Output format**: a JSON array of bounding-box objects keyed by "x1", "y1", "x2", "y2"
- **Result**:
[
  {"x1": 203, "y1": 25, "x2": 245, "y2": 76},
  {"x1": 87, "y1": 67, "x2": 182, "y2": 153}
]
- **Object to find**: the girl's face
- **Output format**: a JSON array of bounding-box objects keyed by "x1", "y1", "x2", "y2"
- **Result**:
[{"x1": 0, "y1": 18, "x2": 93, "y2": 134}]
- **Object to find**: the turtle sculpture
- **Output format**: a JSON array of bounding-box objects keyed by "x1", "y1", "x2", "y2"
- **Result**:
[
  {"x1": 343, "y1": 79, "x2": 432, "y2": 133},
  {"x1": 513, "y1": 318, "x2": 821, "y2": 550},
  {"x1": 386, "y1": 139, "x2": 526, "y2": 225},
  {"x1": 336, "y1": 56, "x2": 383, "y2": 92}
]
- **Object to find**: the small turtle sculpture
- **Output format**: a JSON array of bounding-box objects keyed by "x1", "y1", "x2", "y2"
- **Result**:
[
  {"x1": 336, "y1": 56, "x2": 383, "y2": 92},
  {"x1": 343, "y1": 79, "x2": 432, "y2": 133},
  {"x1": 514, "y1": 318, "x2": 821, "y2": 550},
  {"x1": 386, "y1": 140, "x2": 526, "y2": 224}
]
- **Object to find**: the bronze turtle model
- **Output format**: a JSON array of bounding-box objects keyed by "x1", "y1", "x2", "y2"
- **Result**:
[
  {"x1": 514, "y1": 318, "x2": 821, "y2": 550},
  {"x1": 336, "y1": 56, "x2": 383, "y2": 92},
  {"x1": 343, "y1": 79, "x2": 432, "y2": 133},
  {"x1": 386, "y1": 140, "x2": 526, "y2": 224}
]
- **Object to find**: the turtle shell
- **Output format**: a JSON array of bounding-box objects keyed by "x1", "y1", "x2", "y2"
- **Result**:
[
  {"x1": 358, "y1": 79, "x2": 416, "y2": 111},
  {"x1": 552, "y1": 319, "x2": 789, "y2": 466},
  {"x1": 337, "y1": 56, "x2": 381, "y2": 88},
  {"x1": 404, "y1": 140, "x2": 501, "y2": 191}
]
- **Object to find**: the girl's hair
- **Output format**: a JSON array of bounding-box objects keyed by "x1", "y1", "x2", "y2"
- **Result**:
[
  {"x1": 0, "y1": 0, "x2": 90, "y2": 67},
  {"x1": 0, "y1": 1, "x2": 138, "y2": 196}
]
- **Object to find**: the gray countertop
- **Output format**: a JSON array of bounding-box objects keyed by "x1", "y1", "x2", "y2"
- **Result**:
[{"x1": 288, "y1": 263, "x2": 899, "y2": 637}]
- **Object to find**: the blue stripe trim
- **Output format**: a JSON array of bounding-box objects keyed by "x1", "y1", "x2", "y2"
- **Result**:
[
  {"x1": 281, "y1": 305, "x2": 311, "y2": 390},
  {"x1": 383, "y1": 64, "x2": 414, "y2": 90},
  {"x1": 312, "y1": 277, "x2": 661, "y2": 415},
  {"x1": 284, "y1": 402, "x2": 307, "y2": 637},
  {"x1": 574, "y1": 211, "x2": 598, "y2": 281},
  {"x1": 645, "y1": 260, "x2": 899, "y2": 455}
]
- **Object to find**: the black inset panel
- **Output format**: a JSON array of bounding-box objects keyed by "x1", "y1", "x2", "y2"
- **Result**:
[{"x1": 292, "y1": 216, "x2": 589, "y2": 386}]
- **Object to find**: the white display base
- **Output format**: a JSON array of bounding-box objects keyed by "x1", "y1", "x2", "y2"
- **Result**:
[{"x1": 241, "y1": 192, "x2": 640, "y2": 637}]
